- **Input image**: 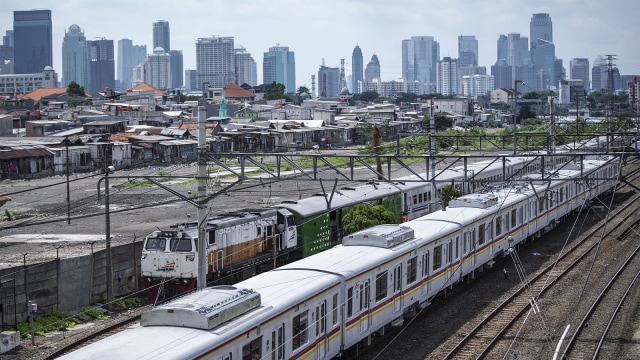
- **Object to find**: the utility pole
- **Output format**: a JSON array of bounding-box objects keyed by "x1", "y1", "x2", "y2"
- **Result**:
[
  {"x1": 429, "y1": 97, "x2": 436, "y2": 212},
  {"x1": 197, "y1": 102, "x2": 208, "y2": 290},
  {"x1": 549, "y1": 96, "x2": 556, "y2": 153},
  {"x1": 514, "y1": 80, "x2": 524, "y2": 155}
]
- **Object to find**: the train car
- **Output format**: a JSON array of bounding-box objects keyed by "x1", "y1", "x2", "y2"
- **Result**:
[{"x1": 64, "y1": 156, "x2": 620, "y2": 360}]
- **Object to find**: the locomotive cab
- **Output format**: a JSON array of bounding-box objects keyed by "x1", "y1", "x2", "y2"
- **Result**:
[
  {"x1": 276, "y1": 209, "x2": 297, "y2": 250},
  {"x1": 141, "y1": 226, "x2": 199, "y2": 298}
]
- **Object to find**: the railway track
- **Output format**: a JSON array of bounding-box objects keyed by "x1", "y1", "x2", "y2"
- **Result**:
[{"x1": 436, "y1": 161, "x2": 640, "y2": 359}]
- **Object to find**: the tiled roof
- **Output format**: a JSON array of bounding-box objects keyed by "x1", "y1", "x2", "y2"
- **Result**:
[
  {"x1": 24, "y1": 88, "x2": 69, "y2": 103},
  {"x1": 224, "y1": 83, "x2": 255, "y2": 98},
  {"x1": 131, "y1": 83, "x2": 166, "y2": 97}
]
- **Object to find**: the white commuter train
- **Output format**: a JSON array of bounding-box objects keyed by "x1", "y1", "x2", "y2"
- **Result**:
[
  {"x1": 140, "y1": 152, "x2": 576, "y2": 298},
  {"x1": 63, "y1": 155, "x2": 619, "y2": 360}
]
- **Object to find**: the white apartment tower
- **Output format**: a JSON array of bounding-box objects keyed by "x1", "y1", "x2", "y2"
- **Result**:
[{"x1": 196, "y1": 36, "x2": 235, "y2": 88}]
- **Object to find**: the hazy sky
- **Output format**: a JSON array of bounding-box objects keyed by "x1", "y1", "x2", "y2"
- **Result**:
[{"x1": 3, "y1": 0, "x2": 639, "y2": 89}]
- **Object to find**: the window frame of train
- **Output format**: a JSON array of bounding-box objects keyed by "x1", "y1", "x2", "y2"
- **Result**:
[
  {"x1": 332, "y1": 293, "x2": 339, "y2": 326},
  {"x1": 292, "y1": 310, "x2": 309, "y2": 351},
  {"x1": 347, "y1": 287, "x2": 354, "y2": 318},
  {"x1": 375, "y1": 270, "x2": 388, "y2": 302},
  {"x1": 242, "y1": 336, "x2": 261, "y2": 360},
  {"x1": 478, "y1": 224, "x2": 486, "y2": 245},
  {"x1": 407, "y1": 256, "x2": 417, "y2": 284},
  {"x1": 510, "y1": 209, "x2": 517, "y2": 229},
  {"x1": 433, "y1": 245, "x2": 443, "y2": 270}
]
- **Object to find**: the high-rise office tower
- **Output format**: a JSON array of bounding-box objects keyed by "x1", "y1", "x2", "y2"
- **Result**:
[
  {"x1": 168, "y1": 50, "x2": 183, "y2": 88},
  {"x1": 570, "y1": 58, "x2": 589, "y2": 89},
  {"x1": 153, "y1": 20, "x2": 170, "y2": 52},
  {"x1": 0, "y1": 30, "x2": 14, "y2": 74},
  {"x1": 62, "y1": 24, "x2": 89, "y2": 88},
  {"x1": 234, "y1": 46, "x2": 257, "y2": 86},
  {"x1": 436, "y1": 57, "x2": 458, "y2": 96},
  {"x1": 351, "y1": 45, "x2": 363, "y2": 94},
  {"x1": 117, "y1": 39, "x2": 147, "y2": 91},
  {"x1": 13, "y1": 9, "x2": 52, "y2": 74},
  {"x1": 402, "y1": 36, "x2": 440, "y2": 93},
  {"x1": 364, "y1": 54, "x2": 380, "y2": 83},
  {"x1": 263, "y1": 44, "x2": 296, "y2": 93},
  {"x1": 530, "y1": 13, "x2": 553, "y2": 54},
  {"x1": 458, "y1": 35, "x2": 478, "y2": 68},
  {"x1": 88, "y1": 38, "x2": 115, "y2": 96},
  {"x1": 196, "y1": 36, "x2": 235, "y2": 88},
  {"x1": 530, "y1": 13, "x2": 556, "y2": 90},
  {"x1": 591, "y1": 55, "x2": 608, "y2": 92},
  {"x1": 318, "y1": 65, "x2": 340, "y2": 97}
]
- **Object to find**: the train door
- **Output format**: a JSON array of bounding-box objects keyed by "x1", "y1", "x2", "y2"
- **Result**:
[
  {"x1": 393, "y1": 264, "x2": 403, "y2": 313},
  {"x1": 421, "y1": 251, "x2": 430, "y2": 296},
  {"x1": 270, "y1": 323, "x2": 285, "y2": 360},
  {"x1": 277, "y1": 209, "x2": 297, "y2": 249},
  {"x1": 359, "y1": 280, "x2": 370, "y2": 333},
  {"x1": 315, "y1": 300, "x2": 327, "y2": 359},
  {"x1": 329, "y1": 210, "x2": 339, "y2": 243}
]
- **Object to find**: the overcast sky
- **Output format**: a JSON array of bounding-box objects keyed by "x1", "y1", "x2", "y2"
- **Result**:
[{"x1": 3, "y1": 0, "x2": 639, "y2": 90}]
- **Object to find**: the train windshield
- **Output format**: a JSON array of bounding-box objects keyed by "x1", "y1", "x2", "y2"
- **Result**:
[
  {"x1": 170, "y1": 238, "x2": 193, "y2": 252},
  {"x1": 145, "y1": 238, "x2": 166, "y2": 251}
]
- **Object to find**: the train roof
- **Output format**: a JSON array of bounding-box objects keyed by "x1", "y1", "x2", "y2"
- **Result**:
[
  {"x1": 206, "y1": 208, "x2": 278, "y2": 228},
  {"x1": 277, "y1": 181, "x2": 402, "y2": 216},
  {"x1": 62, "y1": 269, "x2": 341, "y2": 359}
]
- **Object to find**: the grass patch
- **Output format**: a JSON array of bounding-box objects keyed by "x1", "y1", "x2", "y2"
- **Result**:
[
  {"x1": 113, "y1": 296, "x2": 143, "y2": 310},
  {"x1": 11, "y1": 311, "x2": 79, "y2": 338},
  {"x1": 78, "y1": 307, "x2": 108, "y2": 320}
]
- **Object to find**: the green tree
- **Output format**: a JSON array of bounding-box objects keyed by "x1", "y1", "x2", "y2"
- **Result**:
[
  {"x1": 265, "y1": 82, "x2": 291, "y2": 101},
  {"x1": 395, "y1": 92, "x2": 417, "y2": 105},
  {"x1": 342, "y1": 203, "x2": 395, "y2": 236},
  {"x1": 66, "y1": 81, "x2": 85, "y2": 97},
  {"x1": 434, "y1": 111, "x2": 454, "y2": 130},
  {"x1": 441, "y1": 184, "x2": 462, "y2": 207},
  {"x1": 353, "y1": 91, "x2": 379, "y2": 103},
  {"x1": 296, "y1": 86, "x2": 310, "y2": 95},
  {"x1": 518, "y1": 104, "x2": 536, "y2": 122}
]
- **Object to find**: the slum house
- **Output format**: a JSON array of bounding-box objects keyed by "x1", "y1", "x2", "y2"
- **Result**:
[
  {"x1": 25, "y1": 119, "x2": 76, "y2": 136},
  {"x1": 83, "y1": 119, "x2": 127, "y2": 135},
  {"x1": 126, "y1": 134, "x2": 179, "y2": 163},
  {"x1": 0, "y1": 145, "x2": 54, "y2": 180}
]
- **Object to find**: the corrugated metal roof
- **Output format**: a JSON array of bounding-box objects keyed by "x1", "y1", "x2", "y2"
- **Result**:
[{"x1": 0, "y1": 146, "x2": 54, "y2": 160}]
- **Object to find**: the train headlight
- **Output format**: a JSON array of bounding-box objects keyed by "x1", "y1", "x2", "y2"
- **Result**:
[
  {"x1": 141, "y1": 254, "x2": 146, "y2": 259},
  {"x1": 183, "y1": 279, "x2": 189, "y2": 284}
]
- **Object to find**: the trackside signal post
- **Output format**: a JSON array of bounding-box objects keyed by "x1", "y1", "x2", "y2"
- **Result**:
[{"x1": 197, "y1": 104, "x2": 208, "y2": 290}]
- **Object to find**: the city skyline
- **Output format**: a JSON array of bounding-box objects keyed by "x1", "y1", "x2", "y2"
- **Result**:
[{"x1": 2, "y1": 0, "x2": 638, "y2": 91}]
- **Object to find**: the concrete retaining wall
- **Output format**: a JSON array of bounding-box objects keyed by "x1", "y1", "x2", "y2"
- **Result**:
[{"x1": 0, "y1": 241, "x2": 143, "y2": 325}]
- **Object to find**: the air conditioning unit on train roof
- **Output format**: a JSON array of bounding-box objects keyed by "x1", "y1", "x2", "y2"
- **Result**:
[{"x1": 448, "y1": 193, "x2": 498, "y2": 209}]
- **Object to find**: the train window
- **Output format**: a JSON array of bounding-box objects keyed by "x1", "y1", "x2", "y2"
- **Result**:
[
  {"x1": 510, "y1": 209, "x2": 516, "y2": 228},
  {"x1": 407, "y1": 257, "x2": 417, "y2": 284},
  {"x1": 375, "y1": 271, "x2": 388, "y2": 301},
  {"x1": 292, "y1": 311, "x2": 308, "y2": 350},
  {"x1": 170, "y1": 238, "x2": 192, "y2": 252},
  {"x1": 488, "y1": 221, "x2": 493, "y2": 239},
  {"x1": 286, "y1": 215, "x2": 296, "y2": 226},
  {"x1": 257, "y1": 226, "x2": 261, "y2": 236},
  {"x1": 447, "y1": 241, "x2": 452, "y2": 263},
  {"x1": 478, "y1": 224, "x2": 485, "y2": 245},
  {"x1": 496, "y1": 216, "x2": 502, "y2": 235},
  {"x1": 145, "y1": 238, "x2": 165, "y2": 251},
  {"x1": 559, "y1": 187, "x2": 564, "y2": 202},
  {"x1": 518, "y1": 207, "x2": 523, "y2": 225},
  {"x1": 505, "y1": 213, "x2": 510, "y2": 230},
  {"x1": 539, "y1": 198, "x2": 544, "y2": 212},
  {"x1": 433, "y1": 245, "x2": 442, "y2": 270},
  {"x1": 332, "y1": 293, "x2": 338, "y2": 325},
  {"x1": 242, "y1": 336, "x2": 261, "y2": 360},
  {"x1": 422, "y1": 252, "x2": 429, "y2": 278},
  {"x1": 208, "y1": 230, "x2": 216, "y2": 246},
  {"x1": 347, "y1": 287, "x2": 354, "y2": 317},
  {"x1": 413, "y1": 195, "x2": 418, "y2": 205},
  {"x1": 454, "y1": 236, "x2": 459, "y2": 260}
]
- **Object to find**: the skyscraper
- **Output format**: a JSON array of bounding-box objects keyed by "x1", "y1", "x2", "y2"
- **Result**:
[
  {"x1": 263, "y1": 44, "x2": 296, "y2": 93},
  {"x1": 318, "y1": 65, "x2": 340, "y2": 97},
  {"x1": 117, "y1": 39, "x2": 147, "y2": 91},
  {"x1": 234, "y1": 46, "x2": 257, "y2": 86},
  {"x1": 458, "y1": 35, "x2": 478, "y2": 68},
  {"x1": 364, "y1": 54, "x2": 380, "y2": 83},
  {"x1": 436, "y1": 57, "x2": 457, "y2": 96},
  {"x1": 169, "y1": 50, "x2": 183, "y2": 88},
  {"x1": 530, "y1": 13, "x2": 556, "y2": 91},
  {"x1": 184, "y1": 69, "x2": 197, "y2": 91},
  {"x1": 196, "y1": 36, "x2": 235, "y2": 88},
  {"x1": 0, "y1": 30, "x2": 14, "y2": 75},
  {"x1": 146, "y1": 47, "x2": 171, "y2": 89},
  {"x1": 530, "y1": 13, "x2": 553, "y2": 53},
  {"x1": 402, "y1": 36, "x2": 440, "y2": 93},
  {"x1": 153, "y1": 20, "x2": 170, "y2": 52},
  {"x1": 13, "y1": 9, "x2": 52, "y2": 74},
  {"x1": 88, "y1": 39, "x2": 115, "y2": 96},
  {"x1": 570, "y1": 58, "x2": 590, "y2": 89},
  {"x1": 351, "y1": 45, "x2": 363, "y2": 94},
  {"x1": 61, "y1": 24, "x2": 88, "y2": 88}
]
